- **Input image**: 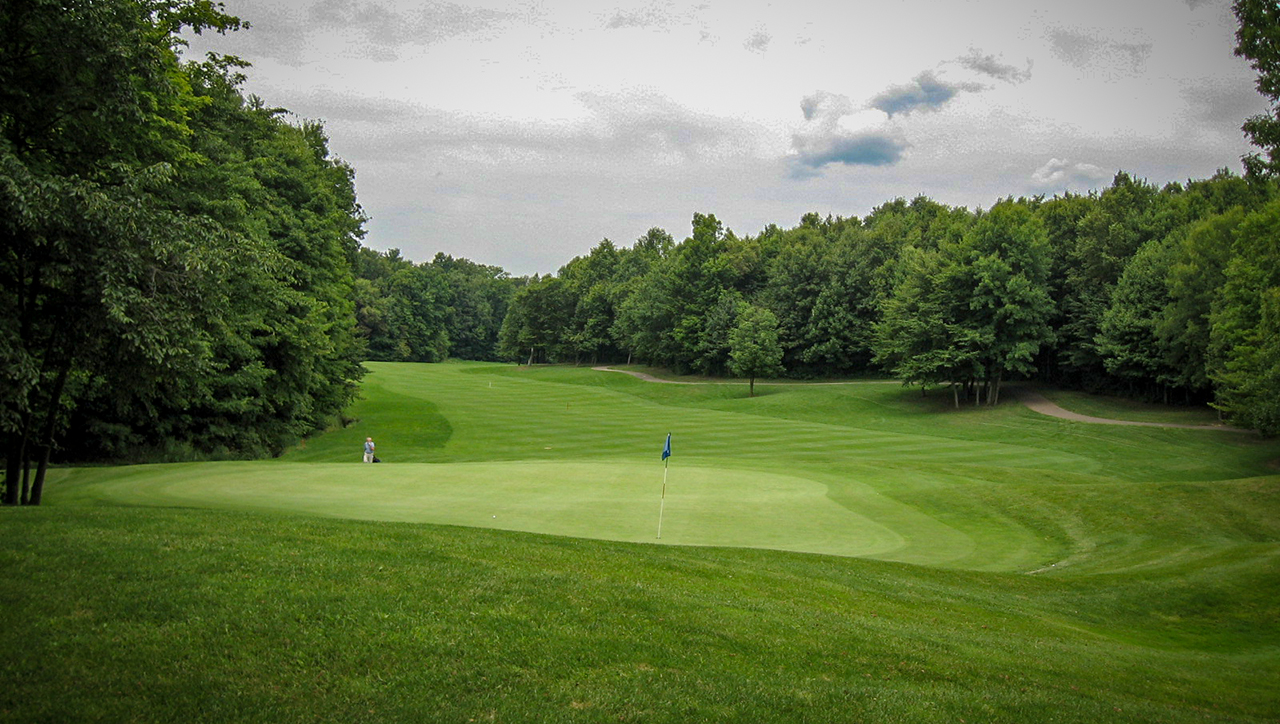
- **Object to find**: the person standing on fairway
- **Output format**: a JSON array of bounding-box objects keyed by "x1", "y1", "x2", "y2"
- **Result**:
[{"x1": 363, "y1": 437, "x2": 376, "y2": 463}]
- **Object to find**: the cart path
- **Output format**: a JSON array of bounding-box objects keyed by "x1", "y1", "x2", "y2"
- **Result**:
[
  {"x1": 591, "y1": 366, "x2": 895, "y2": 386},
  {"x1": 593, "y1": 366, "x2": 1250, "y2": 432},
  {"x1": 1011, "y1": 388, "x2": 1249, "y2": 431}
]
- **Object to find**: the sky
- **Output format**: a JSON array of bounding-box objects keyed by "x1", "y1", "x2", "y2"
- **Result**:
[{"x1": 183, "y1": 0, "x2": 1268, "y2": 275}]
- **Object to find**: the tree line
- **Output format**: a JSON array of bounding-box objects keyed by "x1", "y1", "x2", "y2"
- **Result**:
[
  {"x1": 491, "y1": 174, "x2": 1278, "y2": 430},
  {"x1": 358, "y1": 160, "x2": 1279, "y2": 432}
]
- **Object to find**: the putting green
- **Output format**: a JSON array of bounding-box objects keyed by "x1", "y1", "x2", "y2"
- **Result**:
[{"x1": 53, "y1": 460, "x2": 931, "y2": 558}]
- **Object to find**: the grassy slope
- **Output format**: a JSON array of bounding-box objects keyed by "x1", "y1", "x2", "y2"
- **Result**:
[{"x1": 4, "y1": 361, "x2": 1279, "y2": 722}]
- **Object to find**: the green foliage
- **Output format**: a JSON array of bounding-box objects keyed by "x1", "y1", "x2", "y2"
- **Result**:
[
  {"x1": 560, "y1": 240, "x2": 622, "y2": 363},
  {"x1": 435, "y1": 254, "x2": 515, "y2": 362},
  {"x1": 1056, "y1": 173, "x2": 1165, "y2": 382},
  {"x1": 484, "y1": 164, "x2": 1279, "y2": 432},
  {"x1": 727, "y1": 303, "x2": 784, "y2": 395},
  {"x1": 873, "y1": 245, "x2": 984, "y2": 393},
  {"x1": 353, "y1": 249, "x2": 518, "y2": 364},
  {"x1": 871, "y1": 202, "x2": 1053, "y2": 404},
  {"x1": 1158, "y1": 209, "x2": 1245, "y2": 393},
  {"x1": 498, "y1": 276, "x2": 575, "y2": 364},
  {"x1": 960, "y1": 201, "x2": 1055, "y2": 394},
  {"x1": 1234, "y1": 0, "x2": 1280, "y2": 176},
  {"x1": 1097, "y1": 234, "x2": 1180, "y2": 391},
  {"x1": 2, "y1": 0, "x2": 368, "y2": 502},
  {"x1": 1210, "y1": 198, "x2": 1280, "y2": 434}
]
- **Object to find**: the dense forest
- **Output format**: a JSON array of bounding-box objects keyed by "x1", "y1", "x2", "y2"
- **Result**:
[
  {"x1": 2, "y1": 0, "x2": 366, "y2": 502},
  {"x1": 4, "y1": 0, "x2": 1280, "y2": 505}
]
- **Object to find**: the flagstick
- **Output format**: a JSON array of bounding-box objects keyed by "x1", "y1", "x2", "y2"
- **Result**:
[{"x1": 657, "y1": 457, "x2": 668, "y2": 539}]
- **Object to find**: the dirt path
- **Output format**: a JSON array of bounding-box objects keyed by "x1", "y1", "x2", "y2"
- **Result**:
[
  {"x1": 592, "y1": 366, "x2": 700, "y2": 384},
  {"x1": 1010, "y1": 388, "x2": 1249, "y2": 432},
  {"x1": 594, "y1": 366, "x2": 1249, "y2": 432},
  {"x1": 591, "y1": 366, "x2": 895, "y2": 386}
]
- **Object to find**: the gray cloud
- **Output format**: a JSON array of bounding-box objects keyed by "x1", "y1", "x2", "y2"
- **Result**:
[
  {"x1": 307, "y1": 0, "x2": 514, "y2": 60},
  {"x1": 180, "y1": 2, "x2": 312, "y2": 66},
  {"x1": 744, "y1": 29, "x2": 771, "y2": 53},
  {"x1": 1183, "y1": 78, "x2": 1269, "y2": 128},
  {"x1": 1050, "y1": 29, "x2": 1152, "y2": 73},
  {"x1": 605, "y1": 5, "x2": 671, "y2": 29},
  {"x1": 295, "y1": 88, "x2": 760, "y2": 171},
  {"x1": 800, "y1": 90, "x2": 852, "y2": 122},
  {"x1": 957, "y1": 49, "x2": 1032, "y2": 83},
  {"x1": 869, "y1": 71, "x2": 984, "y2": 117},
  {"x1": 187, "y1": 0, "x2": 520, "y2": 65},
  {"x1": 574, "y1": 91, "x2": 761, "y2": 162},
  {"x1": 793, "y1": 131, "x2": 909, "y2": 171}
]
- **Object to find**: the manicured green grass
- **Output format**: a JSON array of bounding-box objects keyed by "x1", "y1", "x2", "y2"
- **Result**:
[
  {"x1": 7, "y1": 361, "x2": 1280, "y2": 722},
  {"x1": 3, "y1": 506, "x2": 1277, "y2": 723}
]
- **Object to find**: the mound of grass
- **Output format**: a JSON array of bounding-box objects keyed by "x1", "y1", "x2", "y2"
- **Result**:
[{"x1": 2, "y1": 506, "x2": 1276, "y2": 723}]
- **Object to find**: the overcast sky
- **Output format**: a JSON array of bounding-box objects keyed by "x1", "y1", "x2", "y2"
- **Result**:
[{"x1": 183, "y1": 0, "x2": 1267, "y2": 275}]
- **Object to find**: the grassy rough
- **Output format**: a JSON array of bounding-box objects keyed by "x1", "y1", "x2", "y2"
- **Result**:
[
  {"x1": 3, "y1": 361, "x2": 1278, "y2": 722},
  {"x1": 2, "y1": 507, "x2": 1276, "y2": 723}
]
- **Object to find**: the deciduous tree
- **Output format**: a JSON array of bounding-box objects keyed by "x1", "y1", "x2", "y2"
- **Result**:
[{"x1": 728, "y1": 304, "x2": 784, "y2": 397}]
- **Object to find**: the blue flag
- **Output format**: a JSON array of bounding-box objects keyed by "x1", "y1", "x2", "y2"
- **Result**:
[{"x1": 662, "y1": 433, "x2": 672, "y2": 461}]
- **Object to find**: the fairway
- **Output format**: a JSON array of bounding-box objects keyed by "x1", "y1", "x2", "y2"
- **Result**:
[{"x1": 52, "y1": 361, "x2": 1280, "y2": 574}]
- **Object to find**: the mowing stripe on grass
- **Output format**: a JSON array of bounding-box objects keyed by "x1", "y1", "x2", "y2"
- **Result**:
[{"x1": 47, "y1": 361, "x2": 1280, "y2": 575}]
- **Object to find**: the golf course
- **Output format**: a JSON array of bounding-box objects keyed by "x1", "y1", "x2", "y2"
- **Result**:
[{"x1": 4, "y1": 361, "x2": 1279, "y2": 722}]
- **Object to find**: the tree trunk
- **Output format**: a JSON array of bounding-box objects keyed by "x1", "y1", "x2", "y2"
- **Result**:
[
  {"x1": 992, "y1": 370, "x2": 1002, "y2": 406},
  {"x1": 749, "y1": 377, "x2": 755, "y2": 397},
  {"x1": 20, "y1": 456, "x2": 31, "y2": 505},
  {"x1": 29, "y1": 447, "x2": 50, "y2": 506},
  {"x1": 952, "y1": 383, "x2": 959, "y2": 409},
  {"x1": 6, "y1": 264, "x2": 36, "y2": 505},
  {"x1": 526, "y1": 347, "x2": 535, "y2": 366},
  {"x1": 28, "y1": 364, "x2": 70, "y2": 506},
  {"x1": 3, "y1": 432, "x2": 24, "y2": 506}
]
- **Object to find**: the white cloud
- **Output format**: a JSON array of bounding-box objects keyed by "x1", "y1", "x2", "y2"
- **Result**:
[{"x1": 1030, "y1": 158, "x2": 1112, "y2": 189}]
